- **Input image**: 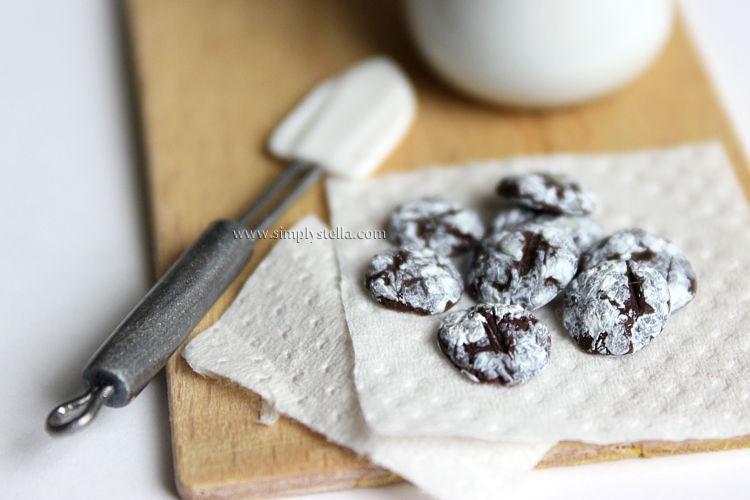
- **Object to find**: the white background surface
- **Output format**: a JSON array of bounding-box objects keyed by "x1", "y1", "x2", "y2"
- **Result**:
[{"x1": 1, "y1": 1, "x2": 748, "y2": 498}]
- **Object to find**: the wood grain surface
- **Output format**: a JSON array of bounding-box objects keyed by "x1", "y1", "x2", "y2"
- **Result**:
[{"x1": 125, "y1": 1, "x2": 750, "y2": 498}]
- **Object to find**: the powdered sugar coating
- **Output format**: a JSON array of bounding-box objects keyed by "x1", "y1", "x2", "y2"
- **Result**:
[
  {"x1": 388, "y1": 197, "x2": 485, "y2": 256},
  {"x1": 467, "y1": 223, "x2": 580, "y2": 310},
  {"x1": 497, "y1": 172, "x2": 596, "y2": 215},
  {"x1": 563, "y1": 260, "x2": 671, "y2": 356},
  {"x1": 491, "y1": 209, "x2": 603, "y2": 252},
  {"x1": 581, "y1": 229, "x2": 696, "y2": 311},
  {"x1": 490, "y1": 207, "x2": 539, "y2": 233},
  {"x1": 438, "y1": 303, "x2": 551, "y2": 386},
  {"x1": 365, "y1": 247, "x2": 463, "y2": 315}
]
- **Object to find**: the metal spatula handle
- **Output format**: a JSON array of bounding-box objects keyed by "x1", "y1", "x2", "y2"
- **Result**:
[
  {"x1": 46, "y1": 56, "x2": 417, "y2": 435},
  {"x1": 86, "y1": 218, "x2": 253, "y2": 405},
  {"x1": 47, "y1": 162, "x2": 322, "y2": 433}
]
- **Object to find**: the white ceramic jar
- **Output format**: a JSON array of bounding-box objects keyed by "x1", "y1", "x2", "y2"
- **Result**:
[{"x1": 406, "y1": 0, "x2": 674, "y2": 108}]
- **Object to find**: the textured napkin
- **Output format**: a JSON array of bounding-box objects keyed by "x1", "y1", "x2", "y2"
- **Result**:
[
  {"x1": 183, "y1": 216, "x2": 553, "y2": 500},
  {"x1": 327, "y1": 142, "x2": 750, "y2": 444}
]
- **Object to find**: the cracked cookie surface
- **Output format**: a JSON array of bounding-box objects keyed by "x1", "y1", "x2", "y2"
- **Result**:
[
  {"x1": 491, "y1": 208, "x2": 602, "y2": 252},
  {"x1": 581, "y1": 229, "x2": 696, "y2": 311},
  {"x1": 496, "y1": 172, "x2": 596, "y2": 215},
  {"x1": 438, "y1": 303, "x2": 551, "y2": 386},
  {"x1": 365, "y1": 247, "x2": 463, "y2": 315},
  {"x1": 388, "y1": 197, "x2": 484, "y2": 256},
  {"x1": 467, "y1": 223, "x2": 579, "y2": 310},
  {"x1": 563, "y1": 259, "x2": 671, "y2": 355}
]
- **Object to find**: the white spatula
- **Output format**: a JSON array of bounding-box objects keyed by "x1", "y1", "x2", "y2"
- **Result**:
[{"x1": 47, "y1": 56, "x2": 416, "y2": 433}]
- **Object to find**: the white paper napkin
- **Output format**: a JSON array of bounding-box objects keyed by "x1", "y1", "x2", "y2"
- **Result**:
[
  {"x1": 327, "y1": 142, "x2": 750, "y2": 444},
  {"x1": 183, "y1": 216, "x2": 553, "y2": 500}
]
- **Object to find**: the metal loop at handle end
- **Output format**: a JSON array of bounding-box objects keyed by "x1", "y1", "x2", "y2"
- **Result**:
[{"x1": 46, "y1": 385, "x2": 115, "y2": 435}]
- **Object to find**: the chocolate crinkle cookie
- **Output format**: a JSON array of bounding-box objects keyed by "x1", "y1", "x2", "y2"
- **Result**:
[
  {"x1": 365, "y1": 247, "x2": 463, "y2": 315},
  {"x1": 532, "y1": 214, "x2": 602, "y2": 252},
  {"x1": 491, "y1": 208, "x2": 602, "y2": 252},
  {"x1": 387, "y1": 197, "x2": 484, "y2": 256},
  {"x1": 497, "y1": 172, "x2": 596, "y2": 215},
  {"x1": 489, "y1": 206, "x2": 539, "y2": 233},
  {"x1": 438, "y1": 303, "x2": 551, "y2": 386},
  {"x1": 580, "y1": 229, "x2": 696, "y2": 311},
  {"x1": 563, "y1": 260, "x2": 671, "y2": 356},
  {"x1": 467, "y1": 223, "x2": 579, "y2": 310}
]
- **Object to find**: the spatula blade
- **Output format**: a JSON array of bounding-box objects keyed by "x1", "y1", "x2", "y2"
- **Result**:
[{"x1": 269, "y1": 56, "x2": 416, "y2": 178}]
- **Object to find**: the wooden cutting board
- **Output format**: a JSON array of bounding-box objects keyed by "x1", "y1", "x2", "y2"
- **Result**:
[{"x1": 125, "y1": 1, "x2": 750, "y2": 498}]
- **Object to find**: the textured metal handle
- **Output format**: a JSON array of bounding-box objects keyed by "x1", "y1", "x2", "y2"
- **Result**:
[
  {"x1": 48, "y1": 162, "x2": 322, "y2": 433},
  {"x1": 81, "y1": 219, "x2": 254, "y2": 407}
]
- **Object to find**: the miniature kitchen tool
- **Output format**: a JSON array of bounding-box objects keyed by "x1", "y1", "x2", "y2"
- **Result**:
[{"x1": 46, "y1": 56, "x2": 416, "y2": 434}]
